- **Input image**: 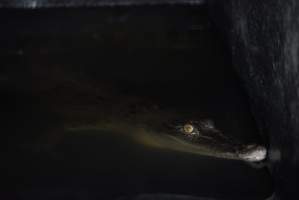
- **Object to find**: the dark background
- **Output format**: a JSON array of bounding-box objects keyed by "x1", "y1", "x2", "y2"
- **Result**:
[
  {"x1": 1, "y1": 4, "x2": 273, "y2": 200},
  {"x1": 210, "y1": 0, "x2": 299, "y2": 199}
]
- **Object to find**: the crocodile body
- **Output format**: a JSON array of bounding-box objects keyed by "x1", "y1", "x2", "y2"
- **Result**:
[{"x1": 35, "y1": 79, "x2": 266, "y2": 163}]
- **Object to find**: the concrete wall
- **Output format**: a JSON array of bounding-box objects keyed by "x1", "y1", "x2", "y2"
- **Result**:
[
  {"x1": 0, "y1": 0, "x2": 205, "y2": 8},
  {"x1": 210, "y1": 1, "x2": 299, "y2": 199}
]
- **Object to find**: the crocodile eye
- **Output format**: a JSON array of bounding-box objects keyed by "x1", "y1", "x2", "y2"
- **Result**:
[{"x1": 183, "y1": 124, "x2": 194, "y2": 134}]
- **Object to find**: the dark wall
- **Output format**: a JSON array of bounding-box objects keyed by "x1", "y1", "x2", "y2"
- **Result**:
[
  {"x1": 210, "y1": 0, "x2": 299, "y2": 199},
  {"x1": 0, "y1": 0, "x2": 205, "y2": 8}
]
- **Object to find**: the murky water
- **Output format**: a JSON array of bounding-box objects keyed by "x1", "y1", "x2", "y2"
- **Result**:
[
  {"x1": 0, "y1": 6, "x2": 273, "y2": 200},
  {"x1": 1, "y1": 76, "x2": 272, "y2": 200}
]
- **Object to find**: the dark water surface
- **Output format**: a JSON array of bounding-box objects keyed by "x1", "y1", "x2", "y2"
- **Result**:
[{"x1": 1, "y1": 6, "x2": 272, "y2": 200}]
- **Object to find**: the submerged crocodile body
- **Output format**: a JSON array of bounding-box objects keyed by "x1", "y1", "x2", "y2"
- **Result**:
[{"x1": 36, "y1": 79, "x2": 266, "y2": 163}]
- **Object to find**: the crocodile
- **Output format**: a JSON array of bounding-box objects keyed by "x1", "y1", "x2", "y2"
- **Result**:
[{"x1": 35, "y1": 79, "x2": 266, "y2": 163}]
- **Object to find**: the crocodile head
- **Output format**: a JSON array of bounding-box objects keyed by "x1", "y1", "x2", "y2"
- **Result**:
[{"x1": 162, "y1": 119, "x2": 267, "y2": 162}]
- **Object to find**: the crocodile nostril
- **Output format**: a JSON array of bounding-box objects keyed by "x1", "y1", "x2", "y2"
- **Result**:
[{"x1": 238, "y1": 145, "x2": 267, "y2": 162}]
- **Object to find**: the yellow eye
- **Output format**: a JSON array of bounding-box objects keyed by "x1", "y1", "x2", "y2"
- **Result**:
[{"x1": 183, "y1": 124, "x2": 194, "y2": 134}]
